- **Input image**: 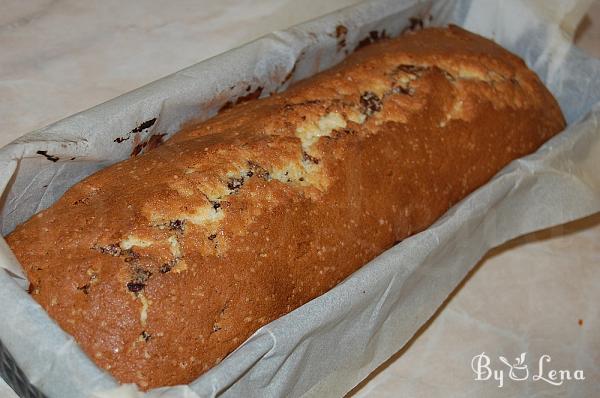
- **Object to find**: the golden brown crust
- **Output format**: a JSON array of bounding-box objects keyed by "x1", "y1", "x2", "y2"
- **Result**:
[{"x1": 6, "y1": 26, "x2": 565, "y2": 388}]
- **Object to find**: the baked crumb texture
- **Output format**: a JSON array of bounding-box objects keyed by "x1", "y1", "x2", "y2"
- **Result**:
[{"x1": 6, "y1": 26, "x2": 565, "y2": 389}]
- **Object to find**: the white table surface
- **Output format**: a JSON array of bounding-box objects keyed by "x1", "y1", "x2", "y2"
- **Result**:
[{"x1": 1, "y1": 1, "x2": 599, "y2": 397}]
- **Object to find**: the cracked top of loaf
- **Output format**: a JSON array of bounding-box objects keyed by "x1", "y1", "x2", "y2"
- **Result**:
[{"x1": 6, "y1": 25, "x2": 565, "y2": 389}]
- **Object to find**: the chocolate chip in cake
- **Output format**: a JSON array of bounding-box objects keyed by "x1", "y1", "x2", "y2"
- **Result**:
[
  {"x1": 96, "y1": 243, "x2": 122, "y2": 257},
  {"x1": 127, "y1": 282, "x2": 145, "y2": 292},
  {"x1": 360, "y1": 92, "x2": 383, "y2": 116},
  {"x1": 227, "y1": 176, "x2": 245, "y2": 192},
  {"x1": 141, "y1": 330, "x2": 151, "y2": 341},
  {"x1": 127, "y1": 268, "x2": 152, "y2": 291},
  {"x1": 210, "y1": 200, "x2": 221, "y2": 211},
  {"x1": 159, "y1": 263, "x2": 172, "y2": 273},
  {"x1": 208, "y1": 234, "x2": 217, "y2": 241},
  {"x1": 302, "y1": 151, "x2": 320, "y2": 164},
  {"x1": 169, "y1": 219, "x2": 185, "y2": 232},
  {"x1": 247, "y1": 160, "x2": 270, "y2": 180}
]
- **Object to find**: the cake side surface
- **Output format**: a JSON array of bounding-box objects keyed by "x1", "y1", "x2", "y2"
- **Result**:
[{"x1": 5, "y1": 26, "x2": 565, "y2": 388}]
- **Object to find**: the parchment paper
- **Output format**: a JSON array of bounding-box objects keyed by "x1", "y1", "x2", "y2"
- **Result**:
[{"x1": 0, "y1": 0, "x2": 599, "y2": 397}]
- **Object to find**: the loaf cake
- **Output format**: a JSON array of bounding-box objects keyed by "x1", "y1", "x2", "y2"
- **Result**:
[{"x1": 5, "y1": 26, "x2": 565, "y2": 389}]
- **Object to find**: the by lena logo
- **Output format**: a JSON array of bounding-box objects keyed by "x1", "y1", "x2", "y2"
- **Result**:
[{"x1": 471, "y1": 352, "x2": 585, "y2": 388}]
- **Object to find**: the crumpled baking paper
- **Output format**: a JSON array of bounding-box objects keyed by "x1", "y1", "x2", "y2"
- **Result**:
[{"x1": 1, "y1": 0, "x2": 599, "y2": 397}]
